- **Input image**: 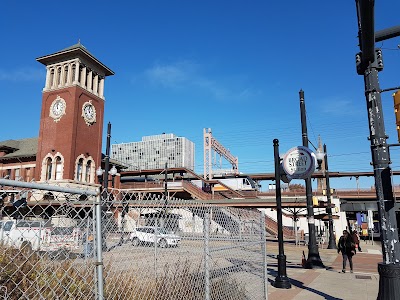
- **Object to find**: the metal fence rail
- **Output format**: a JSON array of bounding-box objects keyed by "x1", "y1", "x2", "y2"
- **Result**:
[{"x1": 0, "y1": 179, "x2": 267, "y2": 299}]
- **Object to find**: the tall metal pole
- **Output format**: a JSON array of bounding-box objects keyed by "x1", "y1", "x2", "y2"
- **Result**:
[
  {"x1": 363, "y1": 58, "x2": 400, "y2": 299},
  {"x1": 104, "y1": 122, "x2": 111, "y2": 191},
  {"x1": 164, "y1": 162, "x2": 168, "y2": 205},
  {"x1": 95, "y1": 192, "x2": 104, "y2": 299},
  {"x1": 355, "y1": 1, "x2": 400, "y2": 297},
  {"x1": 324, "y1": 144, "x2": 336, "y2": 249},
  {"x1": 273, "y1": 139, "x2": 291, "y2": 289},
  {"x1": 299, "y1": 90, "x2": 324, "y2": 268},
  {"x1": 102, "y1": 122, "x2": 111, "y2": 252}
]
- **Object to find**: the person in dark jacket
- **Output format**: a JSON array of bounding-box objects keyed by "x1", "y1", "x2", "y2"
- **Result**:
[{"x1": 337, "y1": 230, "x2": 356, "y2": 273}]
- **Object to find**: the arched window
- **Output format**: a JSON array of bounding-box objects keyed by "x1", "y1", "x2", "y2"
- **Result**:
[
  {"x1": 86, "y1": 70, "x2": 91, "y2": 88},
  {"x1": 64, "y1": 65, "x2": 68, "y2": 84},
  {"x1": 72, "y1": 64, "x2": 76, "y2": 82},
  {"x1": 78, "y1": 65, "x2": 83, "y2": 86},
  {"x1": 55, "y1": 156, "x2": 62, "y2": 180},
  {"x1": 85, "y1": 160, "x2": 92, "y2": 182},
  {"x1": 50, "y1": 69, "x2": 55, "y2": 87},
  {"x1": 46, "y1": 157, "x2": 52, "y2": 180},
  {"x1": 57, "y1": 67, "x2": 62, "y2": 86},
  {"x1": 77, "y1": 158, "x2": 84, "y2": 181}
]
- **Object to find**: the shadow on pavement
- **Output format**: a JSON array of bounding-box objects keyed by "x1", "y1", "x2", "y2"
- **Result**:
[{"x1": 267, "y1": 277, "x2": 343, "y2": 300}]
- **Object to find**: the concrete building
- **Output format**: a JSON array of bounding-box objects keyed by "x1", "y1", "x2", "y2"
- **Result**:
[{"x1": 112, "y1": 133, "x2": 195, "y2": 171}]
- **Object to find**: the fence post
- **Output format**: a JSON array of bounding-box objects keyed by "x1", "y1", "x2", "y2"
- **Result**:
[
  {"x1": 154, "y1": 223, "x2": 158, "y2": 280},
  {"x1": 261, "y1": 211, "x2": 268, "y2": 300},
  {"x1": 204, "y1": 213, "x2": 210, "y2": 300},
  {"x1": 95, "y1": 192, "x2": 104, "y2": 299}
]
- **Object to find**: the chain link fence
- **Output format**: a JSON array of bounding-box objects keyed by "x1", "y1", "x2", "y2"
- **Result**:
[{"x1": 0, "y1": 179, "x2": 268, "y2": 299}]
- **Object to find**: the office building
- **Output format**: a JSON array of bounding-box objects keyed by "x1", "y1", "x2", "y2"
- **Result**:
[{"x1": 112, "y1": 133, "x2": 195, "y2": 171}]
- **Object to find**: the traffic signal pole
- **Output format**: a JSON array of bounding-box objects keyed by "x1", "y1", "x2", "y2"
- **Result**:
[{"x1": 355, "y1": 1, "x2": 400, "y2": 298}]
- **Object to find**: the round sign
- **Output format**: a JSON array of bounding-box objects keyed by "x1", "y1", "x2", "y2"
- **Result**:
[{"x1": 282, "y1": 146, "x2": 315, "y2": 179}]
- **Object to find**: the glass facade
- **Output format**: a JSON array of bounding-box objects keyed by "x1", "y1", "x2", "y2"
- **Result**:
[{"x1": 112, "y1": 134, "x2": 195, "y2": 171}]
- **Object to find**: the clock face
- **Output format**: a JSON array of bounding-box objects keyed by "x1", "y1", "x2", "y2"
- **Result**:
[
  {"x1": 49, "y1": 96, "x2": 66, "y2": 122},
  {"x1": 82, "y1": 101, "x2": 96, "y2": 125},
  {"x1": 84, "y1": 104, "x2": 94, "y2": 119}
]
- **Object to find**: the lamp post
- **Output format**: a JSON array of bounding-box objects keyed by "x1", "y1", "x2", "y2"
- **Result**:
[
  {"x1": 320, "y1": 145, "x2": 337, "y2": 249},
  {"x1": 299, "y1": 89, "x2": 324, "y2": 269},
  {"x1": 109, "y1": 165, "x2": 117, "y2": 188},
  {"x1": 96, "y1": 122, "x2": 113, "y2": 251},
  {"x1": 272, "y1": 139, "x2": 291, "y2": 289}
]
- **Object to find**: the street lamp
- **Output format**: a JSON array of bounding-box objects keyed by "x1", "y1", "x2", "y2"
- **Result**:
[
  {"x1": 96, "y1": 167, "x2": 105, "y2": 186},
  {"x1": 272, "y1": 139, "x2": 291, "y2": 289},
  {"x1": 299, "y1": 90, "x2": 324, "y2": 269},
  {"x1": 109, "y1": 165, "x2": 118, "y2": 188}
]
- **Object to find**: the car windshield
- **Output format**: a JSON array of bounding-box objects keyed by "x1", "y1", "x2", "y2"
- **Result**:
[{"x1": 158, "y1": 228, "x2": 168, "y2": 234}]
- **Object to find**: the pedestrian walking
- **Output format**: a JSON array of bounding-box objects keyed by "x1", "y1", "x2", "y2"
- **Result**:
[
  {"x1": 351, "y1": 230, "x2": 362, "y2": 252},
  {"x1": 337, "y1": 230, "x2": 356, "y2": 273}
]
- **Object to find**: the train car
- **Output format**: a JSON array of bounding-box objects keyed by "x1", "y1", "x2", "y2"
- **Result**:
[{"x1": 191, "y1": 176, "x2": 258, "y2": 192}]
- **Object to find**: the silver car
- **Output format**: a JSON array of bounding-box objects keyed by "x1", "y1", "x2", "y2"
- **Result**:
[{"x1": 130, "y1": 227, "x2": 180, "y2": 248}]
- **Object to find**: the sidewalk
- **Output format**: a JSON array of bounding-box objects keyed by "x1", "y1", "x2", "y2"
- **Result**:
[{"x1": 266, "y1": 239, "x2": 382, "y2": 300}]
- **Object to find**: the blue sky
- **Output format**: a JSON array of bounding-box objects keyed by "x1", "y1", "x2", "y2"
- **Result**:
[{"x1": 1, "y1": 1, "x2": 400, "y2": 190}]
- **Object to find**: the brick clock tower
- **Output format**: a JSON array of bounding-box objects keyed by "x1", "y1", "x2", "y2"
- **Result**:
[{"x1": 35, "y1": 43, "x2": 114, "y2": 186}]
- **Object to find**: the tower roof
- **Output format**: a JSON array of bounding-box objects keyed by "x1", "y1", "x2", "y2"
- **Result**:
[{"x1": 36, "y1": 42, "x2": 114, "y2": 76}]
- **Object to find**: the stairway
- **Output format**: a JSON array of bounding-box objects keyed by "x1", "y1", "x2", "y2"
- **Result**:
[{"x1": 264, "y1": 214, "x2": 296, "y2": 239}]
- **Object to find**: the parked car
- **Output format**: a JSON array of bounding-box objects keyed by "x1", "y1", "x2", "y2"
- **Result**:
[{"x1": 130, "y1": 226, "x2": 180, "y2": 248}]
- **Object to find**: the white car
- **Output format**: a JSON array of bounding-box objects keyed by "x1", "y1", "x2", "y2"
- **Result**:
[{"x1": 130, "y1": 227, "x2": 180, "y2": 248}]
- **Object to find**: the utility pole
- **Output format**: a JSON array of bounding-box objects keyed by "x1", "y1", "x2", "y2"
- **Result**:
[
  {"x1": 323, "y1": 144, "x2": 336, "y2": 250},
  {"x1": 299, "y1": 89, "x2": 324, "y2": 268},
  {"x1": 164, "y1": 162, "x2": 168, "y2": 205},
  {"x1": 355, "y1": 1, "x2": 400, "y2": 298}
]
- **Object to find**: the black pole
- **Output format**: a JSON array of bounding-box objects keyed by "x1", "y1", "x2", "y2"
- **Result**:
[
  {"x1": 111, "y1": 174, "x2": 115, "y2": 188},
  {"x1": 324, "y1": 144, "x2": 337, "y2": 250},
  {"x1": 164, "y1": 162, "x2": 168, "y2": 205},
  {"x1": 273, "y1": 139, "x2": 291, "y2": 289},
  {"x1": 101, "y1": 122, "x2": 112, "y2": 251},
  {"x1": 355, "y1": 1, "x2": 400, "y2": 297},
  {"x1": 299, "y1": 90, "x2": 324, "y2": 269},
  {"x1": 104, "y1": 122, "x2": 111, "y2": 191},
  {"x1": 362, "y1": 57, "x2": 400, "y2": 300}
]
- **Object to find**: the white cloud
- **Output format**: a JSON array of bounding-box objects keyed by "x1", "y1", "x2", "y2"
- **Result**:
[
  {"x1": 142, "y1": 60, "x2": 260, "y2": 102},
  {"x1": 320, "y1": 98, "x2": 361, "y2": 116},
  {"x1": 0, "y1": 68, "x2": 44, "y2": 81},
  {"x1": 144, "y1": 60, "x2": 197, "y2": 88}
]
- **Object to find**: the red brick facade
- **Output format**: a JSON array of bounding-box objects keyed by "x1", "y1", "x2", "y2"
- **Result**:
[{"x1": 35, "y1": 86, "x2": 104, "y2": 181}]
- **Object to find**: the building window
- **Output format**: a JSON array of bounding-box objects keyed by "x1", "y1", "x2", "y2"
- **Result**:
[
  {"x1": 26, "y1": 168, "x2": 31, "y2": 182},
  {"x1": 85, "y1": 160, "x2": 92, "y2": 182},
  {"x1": 50, "y1": 69, "x2": 55, "y2": 87},
  {"x1": 64, "y1": 65, "x2": 68, "y2": 84},
  {"x1": 55, "y1": 156, "x2": 62, "y2": 180},
  {"x1": 46, "y1": 157, "x2": 52, "y2": 180},
  {"x1": 57, "y1": 67, "x2": 62, "y2": 86},
  {"x1": 77, "y1": 158, "x2": 84, "y2": 181},
  {"x1": 14, "y1": 168, "x2": 21, "y2": 180},
  {"x1": 72, "y1": 64, "x2": 76, "y2": 82}
]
